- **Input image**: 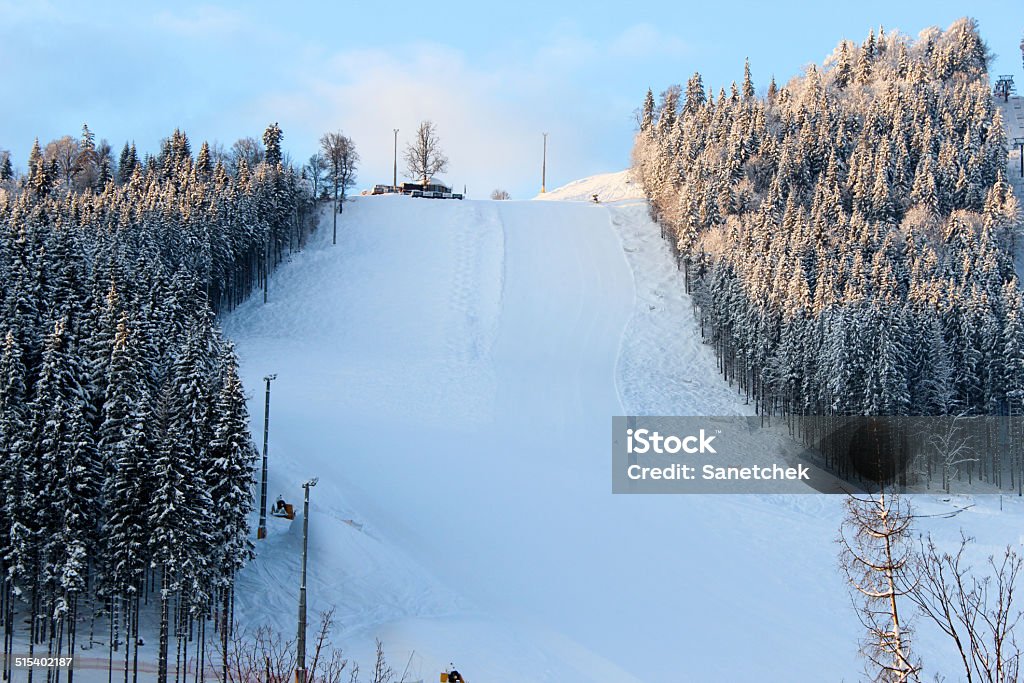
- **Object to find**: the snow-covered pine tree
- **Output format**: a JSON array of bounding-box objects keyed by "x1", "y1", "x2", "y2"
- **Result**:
[
  {"x1": 640, "y1": 89, "x2": 655, "y2": 132},
  {"x1": 263, "y1": 123, "x2": 283, "y2": 167},
  {"x1": 631, "y1": 18, "x2": 1024, "y2": 489}
]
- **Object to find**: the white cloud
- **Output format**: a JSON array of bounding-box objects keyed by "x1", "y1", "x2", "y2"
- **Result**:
[{"x1": 254, "y1": 40, "x2": 614, "y2": 198}]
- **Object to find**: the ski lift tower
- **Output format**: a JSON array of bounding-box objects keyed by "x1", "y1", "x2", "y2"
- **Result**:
[{"x1": 995, "y1": 75, "x2": 1015, "y2": 103}]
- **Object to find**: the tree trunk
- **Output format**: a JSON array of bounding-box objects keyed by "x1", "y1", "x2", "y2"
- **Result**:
[
  {"x1": 122, "y1": 597, "x2": 129, "y2": 683},
  {"x1": 27, "y1": 584, "x2": 36, "y2": 683},
  {"x1": 332, "y1": 187, "x2": 339, "y2": 245},
  {"x1": 131, "y1": 594, "x2": 140, "y2": 683},
  {"x1": 158, "y1": 569, "x2": 169, "y2": 683},
  {"x1": 67, "y1": 594, "x2": 77, "y2": 683}
]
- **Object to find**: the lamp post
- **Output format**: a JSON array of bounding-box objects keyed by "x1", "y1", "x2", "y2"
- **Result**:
[
  {"x1": 541, "y1": 132, "x2": 548, "y2": 194},
  {"x1": 263, "y1": 238, "x2": 269, "y2": 304},
  {"x1": 295, "y1": 477, "x2": 318, "y2": 683},
  {"x1": 1015, "y1": 137, "x2": 1024, "y2": 179},
  {"x1": 257, "y1": 374, "x2": 276, "y2": 540},
  {"x1": 393, "y1": 129, "x2": 399, "y2": 191}
]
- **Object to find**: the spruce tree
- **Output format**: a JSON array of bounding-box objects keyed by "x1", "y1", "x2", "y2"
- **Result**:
[
  {"x1": 640, "y1": 88, "x2": 655, "y2": 132},
  {"x1": 99, "y1": 317, "x2": 152, "y2": 597},
  {"x1": 195, "y1": 141, "x2": 213, "y2": 180},
  {"x1": 263, "y1": 122, "x2": 283, "y2": 167},
  {"x1": 0, "y1": 151, "x2": 12, "y2": 181},
  {"x1": 208, "y1": 344, "x2": 257, "y2": 580},
  {"x1": 684, "y1": 72, "x2": 706, "y2": 115},
  {"x1": 835, "y1": 40, "x2": 853, "y2": 88}
]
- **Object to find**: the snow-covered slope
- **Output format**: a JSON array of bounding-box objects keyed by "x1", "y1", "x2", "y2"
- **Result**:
[
  {"x1": 220, "y1": 192, "x2": 1024, "y2": 683},
  {"x1": 996, "y1": 95, "x2": 1024, "y2": 284},
  {"x1": 997, "y1": 96, "x2": 1024, "y2": 204},
  {"x1": 534, "y1": 169, "x2": 645, "y2": 203}
]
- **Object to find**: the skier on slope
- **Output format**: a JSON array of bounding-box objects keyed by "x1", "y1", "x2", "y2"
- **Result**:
[{"x1": 448, "y1": 669, "x2": 464, "y2": 683}]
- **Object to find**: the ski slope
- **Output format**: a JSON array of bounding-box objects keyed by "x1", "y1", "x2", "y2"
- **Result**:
[
  {"x1": 219, "y1": 185, "x2": 1024, "y2": 683},
  {"x1": 997, "y1": 95, "x2": 1024, "y2": 201},
  {"x1": 534, "y1": 169, "x2": 645, "y2": 203}
]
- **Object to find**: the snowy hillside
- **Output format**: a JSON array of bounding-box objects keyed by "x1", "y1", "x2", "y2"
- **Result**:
[
  {"x1": 996, "y1": 95, "x2": 1024, "y2": 283},
  {"x1": 219, "y1": 193, "x2": 1024, "y2": 683},
  {"x1": 998, "y1": 95, "x2": 1024, "y2": 203},
  {"x1": 533, "y1": 169, "x2": 645, "y2": 202}
]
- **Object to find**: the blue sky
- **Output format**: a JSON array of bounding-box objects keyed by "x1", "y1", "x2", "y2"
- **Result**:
[{"x1": 1, "y1": 1, "x2": 1022, "y2": 199}]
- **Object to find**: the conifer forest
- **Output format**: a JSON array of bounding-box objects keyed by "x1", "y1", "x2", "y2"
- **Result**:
[
  {"x1": 0, "y1": 122, "x2": 319, "y2": 681},
  {"x1": 632, "y1": 19, "x2": 1024, "y2": 489}
]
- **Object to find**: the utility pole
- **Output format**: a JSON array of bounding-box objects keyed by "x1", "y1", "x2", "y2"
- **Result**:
[
  {"x1": 257, "y1": 374, "x2": 276, "y2": 540},
  {"x1": 541, "y1": 132, "x2": 548, "y2": 193},
  {"x1": 1015, "y1": 137, "x2": 1024, "y2": 178},
  {"x1": 263, "y1": 239, "x2": 270, "y2": 303},
  {"x1": 393, "y1": 128, "x2": 399, "y2": 191},
  {"x1": 295, "y1": 477, "x2": 318, "y2": 683}
]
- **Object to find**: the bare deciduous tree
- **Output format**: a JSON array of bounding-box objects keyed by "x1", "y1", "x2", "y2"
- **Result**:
[
  {"x1": 306, "y1": 153, "x2": 329, "y2": 202},
  {"x1": 230, "y1": 137, "x2": 264, "y2": 175},
  {"x1": 217, "y1": 608, "x2": 355, "y2": 683},
  {"x1": 839, "y1": 491, "x2": 921, "y2": 682},
  {"x1": 370, "y1": 639, "x2": 393, "y2": 683},
  {"x1": 929, "y1": 413, "x2": 978, "y2": 494},
  {"x1": 490, "y1": 189, "x2": 510, "y2": 200},
  {"x1": 906, "y1": 535, "x2": 1023, "y2": 683},
  {"x1": 320, "y1": 132, "x2": 358, "y2": 244},
  {"x1": 43, "y1": 135, "x2": 81, "y2": 189},
  {"x1": 404, "y1": 121, "x2": 448, "y2": 186}
]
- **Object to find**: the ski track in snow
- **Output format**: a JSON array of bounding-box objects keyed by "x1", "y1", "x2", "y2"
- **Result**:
[
  {"x1": 193, "y1": 187, "x2": 1024, "y2": 683},
  {"x1": 606, "y1": 200, "x2": 753, "y2": 417},
  {"x1": 220, "y1": 196, "x2": 647, "y2": 682}
]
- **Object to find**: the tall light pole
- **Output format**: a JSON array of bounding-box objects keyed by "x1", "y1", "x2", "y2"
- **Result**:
[
  {"x1": 263, "y1": 240, "x2": 268, "y2": 303},
  {"x1": 541, "y1": 132, "x2": 548, "y2": 194},
  {"x1": 257, "y1": 374, "x2": 276, "y2": 540},
  {"x1": 295, "y1": 477, "x2": 318, "y2": 683},
  {"x1": 393, "y1": 129, "x2": 399, "y2": 191}
]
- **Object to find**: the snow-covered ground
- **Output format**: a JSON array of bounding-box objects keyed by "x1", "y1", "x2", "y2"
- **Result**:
[
  {"x1": 53, "y1": 182, "x2": 1020, "y2": 683},
  {"x1": 997, "y1": 96, "x2": 1024, "y2": 199},
  {"x1": 534, "y1": 169, "x2": 645, "y2": 203}
]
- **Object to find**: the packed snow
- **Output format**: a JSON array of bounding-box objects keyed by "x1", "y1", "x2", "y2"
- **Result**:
[
  {"x1": 997, "y1": 95, "x2": 1024, "y2": 201},
  {"x1": 208, "y1": 189, "x2": 1024, "y2": 683},
  {"x1": 996, "y1": 95, "x2": 1024, "y2": 286},
  {"x1": 534, "y1": 169, "x2": 645, "y2": 203}
]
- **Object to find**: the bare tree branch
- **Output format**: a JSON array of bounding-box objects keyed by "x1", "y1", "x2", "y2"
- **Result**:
[{"x1": 404, "y1": 121, "x2": 448, "y2": 186}]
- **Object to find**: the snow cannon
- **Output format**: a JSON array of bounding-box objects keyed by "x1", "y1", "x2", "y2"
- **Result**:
[{"x1": 271, "y1": 502, "x2": 296, "y2": 520}]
